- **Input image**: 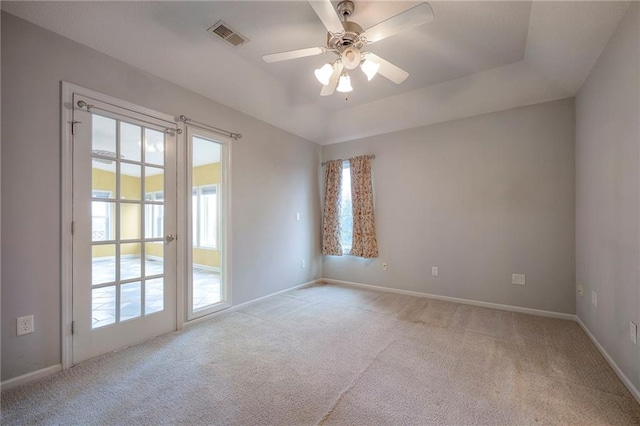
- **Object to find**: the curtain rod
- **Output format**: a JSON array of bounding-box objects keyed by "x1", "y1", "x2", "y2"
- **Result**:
[
  {"x1": 179, "y1": 115, "x2": 242, "y2": 140},
  {"x1": 76, "y1": 100, "x2": 182, "y2": 135},
  {"x1": 321, "y1": 154, "x2": 375, "y2": 166}
]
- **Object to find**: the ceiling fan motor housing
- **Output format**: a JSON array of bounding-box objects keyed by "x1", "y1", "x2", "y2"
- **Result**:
[{"x1": 326, "y1": 20, "x2": 365, "y2": 51}]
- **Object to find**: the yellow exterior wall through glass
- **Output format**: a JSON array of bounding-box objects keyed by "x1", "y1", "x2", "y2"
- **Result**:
[
  {"x1": 191, "y1": 162, "x2": 221, "y2": 269},
  {"x1": 91, "y1": 163, "x2": 221, "y2": 268},
  {"x1": 92, "y1": 168, "x2": 116, "y2": 258}
]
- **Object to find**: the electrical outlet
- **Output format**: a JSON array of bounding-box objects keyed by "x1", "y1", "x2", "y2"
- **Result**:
[
  {"x1": 296, "y1": 212, "x2": 300, "y2": 221},
  {"x1": 300, "y1": 260, "x2": 305, "y2": 269},
  {"x1": 591, "y1": 291, "x2": 597, "y2": 308},
  {"x1": 512, "y1": 274, "x2": 526, "y2": 286},
  {"x1": 381, "y1": 262, "x2": 388, "y2": 271},
  {"x1": 431, "y1": 267, "x2": 439, "y2": 277},
  {"x1": 17, "y1": 315, "x2": 34, "y2": 336},
  {"x1": 577, "y1": 284, "x2": 584, "y2": 296},
  {"x1": 630, "y1": 322, "x2": 637, "y2": 344}
]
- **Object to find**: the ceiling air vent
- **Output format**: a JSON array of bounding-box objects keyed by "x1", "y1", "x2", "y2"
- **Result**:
[{"x1": 208, "y1": 20, "x2": 248, "y2": 47}]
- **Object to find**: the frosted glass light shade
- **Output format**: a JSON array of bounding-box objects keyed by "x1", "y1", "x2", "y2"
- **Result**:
[
  {"x1": 336, "y1": 74, "x2": 353, "y2": 93},
  {"x1": 361, "y1": 59, "x2": 380, "y2": 81},
  {"x1": 314, "y1": 63, "x2": 334, "y2": 85}
]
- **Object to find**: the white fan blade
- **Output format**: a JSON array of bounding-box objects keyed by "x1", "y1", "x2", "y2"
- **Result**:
[
  {"x1": 263, "y1": 47, "x2": 325, "y2": 63},
  {"x1": 365, "y1": 2, "x2": 434, "y2": 44},
  {"x1": 321, "y1": 62, "x2": 344, "y2": 96},
  {"x1": 309, "y1": 0, "x2": 345, "y2": 35},
  {"x1": 365, "y1": 53, "x2": 409, "y2": 84}
]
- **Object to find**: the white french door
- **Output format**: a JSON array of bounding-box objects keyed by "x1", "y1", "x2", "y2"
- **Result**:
[
  {"x1": 186, "y1": 126, "x2": 230, "y2": 319},
  {"x1": 71, "y1": 94, "x2": 177, "y2": 364}
]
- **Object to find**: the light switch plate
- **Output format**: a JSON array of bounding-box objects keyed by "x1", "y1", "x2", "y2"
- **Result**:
[
  {"x1": 591, "y1": 291, "x2": 598, "y2": 308},
  {"x1": 431, "y1": 267, "x2": 438, "y2": 277},
  {"x1": 512, "y1": 274, "x2": 526, "y2": 286},
  {"x1": 382, "y1": 262, "x2": 388, "y2": 271}
]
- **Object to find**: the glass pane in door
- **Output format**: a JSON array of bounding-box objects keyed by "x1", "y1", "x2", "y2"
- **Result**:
[
  {"x1": 191, "y1": 136, "x2": 222, "y2": 311},
  {"x1": 90, "y1": 114, "x2": 168, "y2": 329}
]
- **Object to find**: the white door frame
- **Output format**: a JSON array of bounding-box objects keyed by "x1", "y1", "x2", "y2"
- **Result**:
[{"x1": 61, "y1": 82, "x2": 185, "y2": 369}]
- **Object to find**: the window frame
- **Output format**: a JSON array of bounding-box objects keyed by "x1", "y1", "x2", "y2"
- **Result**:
[
  {"x1": 91, "y1": 190, "x2": 114, "y2": 241},
  {"x1": 191, "y1": 183, "x2": 219, "y2": 250},
  {"x1": 144, "y1": 191, "x2": 164, "y2": 240}
]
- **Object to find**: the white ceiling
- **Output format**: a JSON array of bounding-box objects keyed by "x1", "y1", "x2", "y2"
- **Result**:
[{"x1": 3, "y1": 1, "x2": 630, "y2": 145}]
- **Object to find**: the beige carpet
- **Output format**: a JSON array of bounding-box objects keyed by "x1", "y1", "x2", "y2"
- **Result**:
[{"x1": 2, "y1": 283, "x2": 639, "y2": 425}]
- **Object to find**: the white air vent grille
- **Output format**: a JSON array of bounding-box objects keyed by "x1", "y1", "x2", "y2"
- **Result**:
[{"x1": 208, "y1": 20, "x2": 248, "y2": 47}]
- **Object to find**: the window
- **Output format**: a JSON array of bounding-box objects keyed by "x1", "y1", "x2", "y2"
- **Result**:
[
  {"x1": 144, "y1": 191, "x2": 164, "y2": 239},
  {"x1": 192, "y1": 184, "x2": 218, "y2": 250},
  {"x1": 92, "y1": 190, "x2": 113, "y2": 241},
  {"x1": 340, "y1": 162, "x2": 353, "y2": 253}
]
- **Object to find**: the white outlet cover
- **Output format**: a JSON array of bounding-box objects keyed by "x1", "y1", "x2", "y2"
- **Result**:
[
  {"x1": 17, "y1": 315, "x2": 34, "y2": 336},
  {"x1": 431, "y1": 267, "x2": 439, "y2": 277},
  {"x1": 630, "y1": 321, "x2": 637, "y2": 344},
  {"x1": 512, "y1": 274, "x2": 526, "y2": 286},
  {"x1": 296, "y1": 212, "x2": 300, "y2": 221},
  {"x1": 591, "y1": 291, "x2": 598, "y2": 308},
  {"x1": 301, "y1": 260, "x2": 305, "y2": 269}
]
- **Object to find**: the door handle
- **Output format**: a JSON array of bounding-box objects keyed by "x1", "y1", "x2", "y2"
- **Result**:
[{"x1": 165, "y1": 234, "x2": 176, "y2": 243}]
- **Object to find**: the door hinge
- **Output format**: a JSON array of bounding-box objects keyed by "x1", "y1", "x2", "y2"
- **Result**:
[
  {"x1": 71, "y1": 321, "x2": 75, "y2": 335},
  {"x1": 71, "y1": 120, "x2": 81, "y2": 136}
]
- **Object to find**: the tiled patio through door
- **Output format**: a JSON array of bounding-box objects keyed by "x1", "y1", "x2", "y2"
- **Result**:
[{"x1": 92, "y1": 256, "x2": 221, "y2": 328}]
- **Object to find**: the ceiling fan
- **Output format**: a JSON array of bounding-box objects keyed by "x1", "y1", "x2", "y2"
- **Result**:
[{"x1": 263, "y1": 0, "x2": 434, "y2": 96}]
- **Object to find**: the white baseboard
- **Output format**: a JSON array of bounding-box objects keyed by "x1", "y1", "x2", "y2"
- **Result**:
[
  {"x1": 322, "y1": 278, "x2": 640, "y2": 404},
  {"x1": 1, "y1": 364, "x2": 62, "y2": 392},
  {"x1": 6, "y1": 279, "x2": 637, "y2": 407},
  {"x1": 0, "y1": 280, "x2": 321, "y2": 389},
  {"x1": 183, "y1": 278, "x2": 322, "y2": 327},
  {"x1": 320, "y1": 278, "x2": 576, "y2": 321},
  {"x1": 576, "y1": 317, "x2": 640, "y2": 404}
]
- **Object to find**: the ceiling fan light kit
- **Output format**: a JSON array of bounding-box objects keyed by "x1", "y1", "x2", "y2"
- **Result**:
[
  {"x1": 336, "y1": 73, "x2": 353, "y2": 93},
  {"x1": 314, "y1": 62, "x2": 334, "y2": 85},
  {"x1": 360, "y1": 58, "x2": 380, "y2": 81},
  {"x1": 263, "y1": 0, "x2": 434, "y2": 97}
]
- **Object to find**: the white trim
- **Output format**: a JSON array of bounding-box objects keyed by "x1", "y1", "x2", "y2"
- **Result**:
[
  {"x1": 183, "y1": 279, "x2": 322, "y2": 328},
  {"x1": 1, "y1": 364, "x2": 62, "y2": 392},
  {"x1": 175, "y1": 121, "x2": 186, "y2": 331},
  {"x1": 61, "y1": 82, "x2": 74, "y2": 370},
  {"x1": 576, "y1": 317, "x2": 640, "y2": 404},
  {"x1": 193, "y1": 264, "x2": 220, "y2": 273},
  {"x1": 320, "y1": 279, "x2": 576, "y2": 321}
]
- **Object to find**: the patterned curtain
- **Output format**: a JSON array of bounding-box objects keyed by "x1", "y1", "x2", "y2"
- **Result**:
[
  {"x1": 349, "y1": 156, "x2": 379, "y2": 258},
  {"x1": 322, "y1": 160, "x2": 343, "y2": 256}
]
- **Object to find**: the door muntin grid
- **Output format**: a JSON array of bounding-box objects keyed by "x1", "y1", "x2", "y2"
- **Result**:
[{"x1": 91, "y1": 114, "x2": 167, "y2": 329}]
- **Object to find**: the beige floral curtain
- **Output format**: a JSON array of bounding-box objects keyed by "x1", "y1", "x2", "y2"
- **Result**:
[
  {"x1": 322, "y1": 159, "x2": 343, "y2": 256},
  {"x1": 349, "y1": 155, "x2": 379, "y2": 258}
]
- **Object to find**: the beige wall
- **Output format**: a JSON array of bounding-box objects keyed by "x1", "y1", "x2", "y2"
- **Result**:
[
  {"x1": 323, "y1": 98, "x2": 576, "y2": 314},
  {"x1": 576, "y1": 3, "x2": 639, "y2": 393},
  {"x1": 1, "y1": 12, "x2": 322, "y2": 381}
]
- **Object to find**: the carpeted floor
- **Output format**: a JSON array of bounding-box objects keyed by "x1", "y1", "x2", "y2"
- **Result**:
[{"x1": 2, "y1": 283, "x2": 639, "y2": 425}]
